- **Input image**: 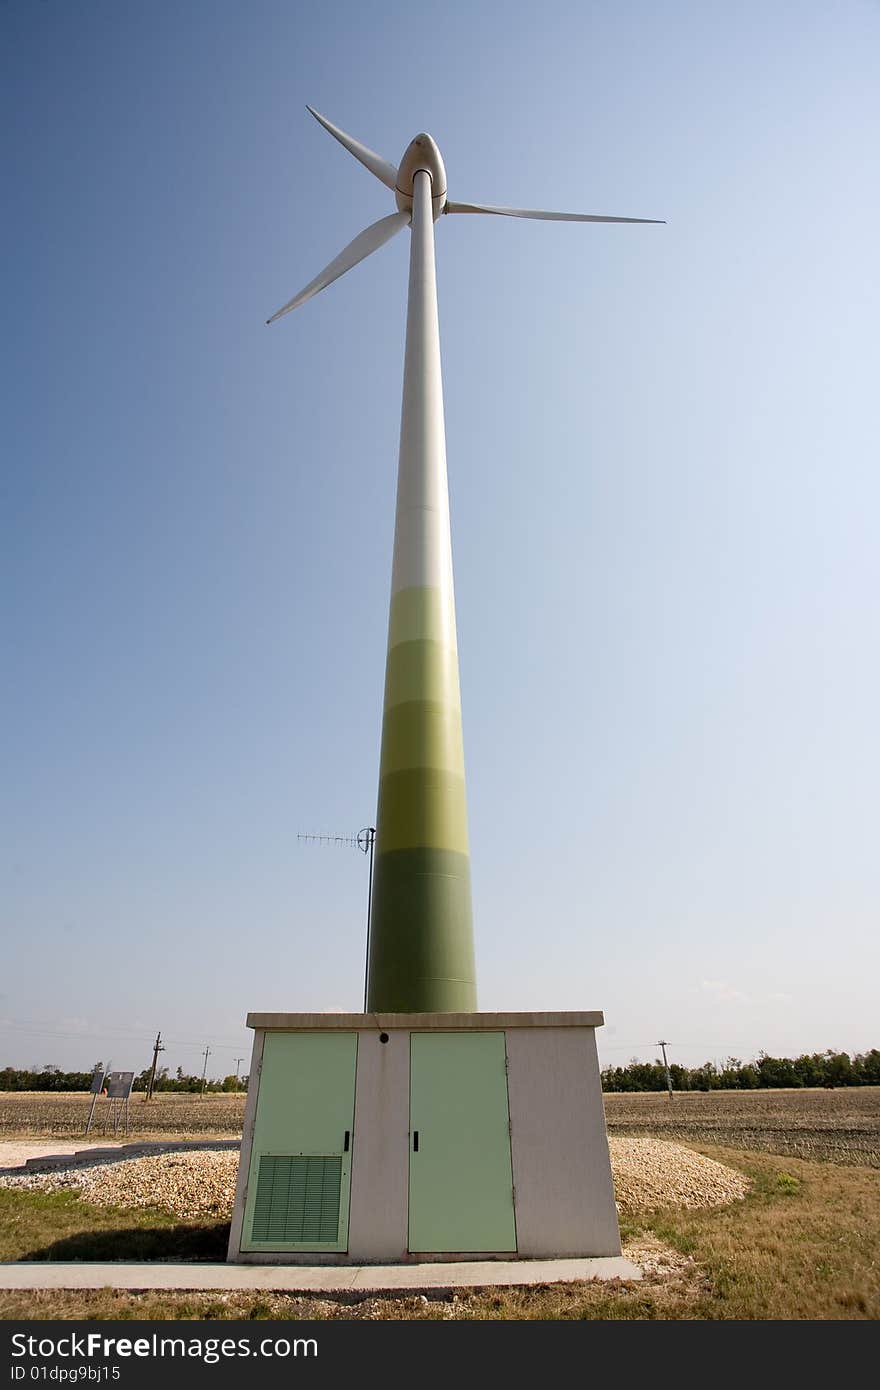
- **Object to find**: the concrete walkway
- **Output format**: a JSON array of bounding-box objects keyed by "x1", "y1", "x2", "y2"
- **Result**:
[
  {"x1": 0, "y1": 1257, "x2": 640, "y2": 1294},
  {"x1": 0, "y1": 1139, "x2": 239, "y2": 1176},
  {"x1": 0, "y1": 1142, "x2": 125, "y2": 1174}
]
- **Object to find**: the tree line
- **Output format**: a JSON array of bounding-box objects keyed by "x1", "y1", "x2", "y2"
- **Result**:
[
  {"x1": 3, "y1": 1048, "x2": 879, "y2": 1094},
  {"x1": 0, "y1": 1064, "x2": 247, "y2": 1093},
  {"x1": 601, "y1": 1049, "x2": 880, "y2": 1092}
]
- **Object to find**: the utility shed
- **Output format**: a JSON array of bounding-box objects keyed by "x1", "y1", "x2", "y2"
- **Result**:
[{"x1": 227, "y1": 1012, "x2": 620, "y2": 1265}]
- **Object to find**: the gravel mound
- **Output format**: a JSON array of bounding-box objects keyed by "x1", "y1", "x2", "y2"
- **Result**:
[
  {"x1": 2, "y1": 1151, "x2": 238, "y2": 1221},
  {"x1": 609, "y1": 1137, "x2": 749, "y2": 1212},
  {"x1": 1, "y1": 1138, "x2": 749, "y2": 1220}
]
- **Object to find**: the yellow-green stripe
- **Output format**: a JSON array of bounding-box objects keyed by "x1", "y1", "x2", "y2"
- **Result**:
[{"x1": 369, "y1": 584, "x2": 475, "y2": 1010}]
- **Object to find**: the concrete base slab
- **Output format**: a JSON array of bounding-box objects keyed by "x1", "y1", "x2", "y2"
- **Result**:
[
  {"x1": 22, "y1": 1140, "x2": 239, "y2": 1173},
  {"x1": 0, "y1": 1258, "x2": 641, "y2": 1294},
  {"x1": 0, "y1": 1140, "x2": 239, "y2": 1177},
  {"x1": 0, "y1": 1143, "x2": 124, "y2": 1176}
]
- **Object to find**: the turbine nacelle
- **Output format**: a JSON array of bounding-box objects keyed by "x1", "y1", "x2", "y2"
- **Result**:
[{"x1": 395, "y1": 134, "x2": 447, "y2": 221}]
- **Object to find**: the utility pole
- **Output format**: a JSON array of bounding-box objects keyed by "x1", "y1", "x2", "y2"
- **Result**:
[
  {"x1": 658, "y1": 1040, "x2": 674, "y2": 1100},
  {"x1": 144, "y1": 1031, "x2": 165, "y2": 1102},
  {"x1": 298, "y1": 825, "x2": 376, "y2": 1011},
  {"x1": 358, "y1": 826, "x2": 376, "y2": 1010},
  {"x1": 234, "y1": 1058, "x2": 244, "y2": 1087},
  {"x1": 200, "y1": 1046, "x2": 211, "y2": 1098}
]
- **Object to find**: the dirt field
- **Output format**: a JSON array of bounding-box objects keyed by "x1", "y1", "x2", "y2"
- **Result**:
[
  {"x1": 0, "y1": 1092, "x2": 246, "y2": 1140},
  {"x1": 603, "y1": 1088, "x2": 880, "y2": 1166},
  {"x1": 2, "y1": 1088, "x2": 878, "y2": 1165}
]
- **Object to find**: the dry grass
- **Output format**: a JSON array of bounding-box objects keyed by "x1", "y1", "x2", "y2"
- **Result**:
[
  {"x1": 647, "y1": 1147, "x2": 880, "y2": 1319},
  {"x1": 0, "y1": 1147, "x2": 877, "y2": 1320},
  {"x1": 603, "y1": 1087, "x2": 880, "y2": 1165}
]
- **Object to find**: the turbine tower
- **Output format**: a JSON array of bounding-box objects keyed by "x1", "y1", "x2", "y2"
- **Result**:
[{"x1": 269, "y1": 108, "x2": 662, "y2": 1014}]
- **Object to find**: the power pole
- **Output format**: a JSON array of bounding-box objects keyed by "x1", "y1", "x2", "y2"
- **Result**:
[
  {"x1": 200, "y1": 1046, "x2": 211, "y2": 1098},
  {"x1": 298, "y1": 826, "x2": 376, "y2": 1011},
  {"x1": 358, "y1": 826, "x2": 376, "y2": 1010},
  {"x1": 144, "y1": 1031, "x2": 164, "y2": 1102},
  {"x1": 234, "y1": 1057, "x2": 244, "y2": 1086},
  {"x1": 658, "y1": 1040, "x2": 674, "y2": 1100}
]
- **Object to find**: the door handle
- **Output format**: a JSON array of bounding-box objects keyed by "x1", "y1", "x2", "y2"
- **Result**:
[
  {"x1": 413, "y1": 1130, "x2": 419, "y2": 1152},
  {"x1": 343, "y1": 1130, "x2": 350, "y2": 1152}
]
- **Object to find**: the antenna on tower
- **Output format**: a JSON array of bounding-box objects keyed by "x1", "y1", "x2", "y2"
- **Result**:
[
  {"x1": 299, "y1": 826, "x2": 376, "y2": 1012},
  {"x1": 297, "y1": 832, "x2": 360, "y2": 848}
]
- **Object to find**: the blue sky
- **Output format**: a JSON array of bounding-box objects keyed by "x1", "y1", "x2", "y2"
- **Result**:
[{"x1": 3, "y1": 1, "x2": 878, "y2": 1078}]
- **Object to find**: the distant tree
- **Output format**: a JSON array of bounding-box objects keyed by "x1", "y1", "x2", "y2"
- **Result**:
[
  {"x1": 669, "y1": 1063, "x2": 690, "y2": 1091},
  {"x1": 856, "y1": 1050, "x2": 880, "y2": 1085},
  {"x1": 693, "y1": 1062, "x2": 719, "y2": 1091},
  {"x1": 824, "y1": 1051, "x2": 857, "y2": 1087},
  {"x1": 793, "y1": 1053, "x2": 825, "y2": 1087},
  {"x1": 756, "y1": 1053, "x2": 800, "y2": 1088}
]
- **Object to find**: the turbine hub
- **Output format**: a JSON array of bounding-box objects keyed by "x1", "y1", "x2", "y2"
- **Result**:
[{"x1": 395, "y1": 133, "x2": 447, "y2": 221}]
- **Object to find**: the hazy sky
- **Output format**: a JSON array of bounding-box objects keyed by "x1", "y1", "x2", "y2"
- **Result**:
[{"x1": 3, "y1": 1, "x2": 878, "y2": 1079}]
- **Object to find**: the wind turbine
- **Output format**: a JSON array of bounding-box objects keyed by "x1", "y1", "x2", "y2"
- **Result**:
[{"x1": 269, "y1": 108, "x2": 663, "y2": 1014}]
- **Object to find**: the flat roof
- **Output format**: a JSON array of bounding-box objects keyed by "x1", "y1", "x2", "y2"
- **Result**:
[{"x1": 246, "y1": 1011, "x2": 604, "y2": 1030}]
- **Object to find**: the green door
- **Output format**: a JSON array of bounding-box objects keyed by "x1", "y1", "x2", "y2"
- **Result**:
[
  {"x1": 409, "y1": 1031, "x2": 516, "y2": 1253},
  {"x1": 242, "y1": 1031, "x2": 357, "y2": 1252}
]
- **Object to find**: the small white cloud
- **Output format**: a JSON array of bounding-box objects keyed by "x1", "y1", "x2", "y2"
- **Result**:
[{"x1": 701, "y1": 979, "x2": 747, "y2": 1003}]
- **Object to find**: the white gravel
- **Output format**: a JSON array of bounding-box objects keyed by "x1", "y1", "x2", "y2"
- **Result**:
[
  {"x1": 0, "y1": 1137, "x2": 749, "y2": 1221},
  {"x1": 609, "y1": 1137, "x2": 750, "y2": 1212}
]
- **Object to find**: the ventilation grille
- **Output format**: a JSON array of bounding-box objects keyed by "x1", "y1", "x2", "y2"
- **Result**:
[{"x1": 251, "y1": 1154, "x2": 343, "y2": 1244}]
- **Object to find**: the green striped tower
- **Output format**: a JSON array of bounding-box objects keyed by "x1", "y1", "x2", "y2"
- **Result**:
[
  {"x1": 268, "y1": 112, "x2": 660, "y2": 1013},
  {"x1": 366, "y1": 167, "x2": 477, "y2": 1013}
]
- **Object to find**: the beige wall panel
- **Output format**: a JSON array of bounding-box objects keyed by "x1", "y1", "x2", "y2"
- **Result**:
[
  {"x1": 347, "y1": 1029, "x2": 411, "y2": 1261},
  {"x1": 506, "y1": 1027, "x2": 620, "y2": 1257},
  {"x1": 227, "y1": 1029, "x2": 265, "y2": 1262}
]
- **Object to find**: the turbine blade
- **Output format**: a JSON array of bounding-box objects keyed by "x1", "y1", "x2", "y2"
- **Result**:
[
  {"x1": 306, "y1": 105, "x2": 399, "y2": 190},
  {"x1": 444, "y1": 200, "x2": 665, "y2": 224},
  {"x1": 266, "y1": 211, "x2": 411, "y2": 323}
]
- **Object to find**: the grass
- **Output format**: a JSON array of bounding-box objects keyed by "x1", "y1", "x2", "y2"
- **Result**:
[
  {"x1": 0, "y1": 1189, "x2": 229, "y2": 1264},
  {"x1": 645, "y1": 1148, "x2": 880, "y2": 1319},
  {"x1": 1, "y1": 1147, "x2": 878, "y2": 1319}
]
